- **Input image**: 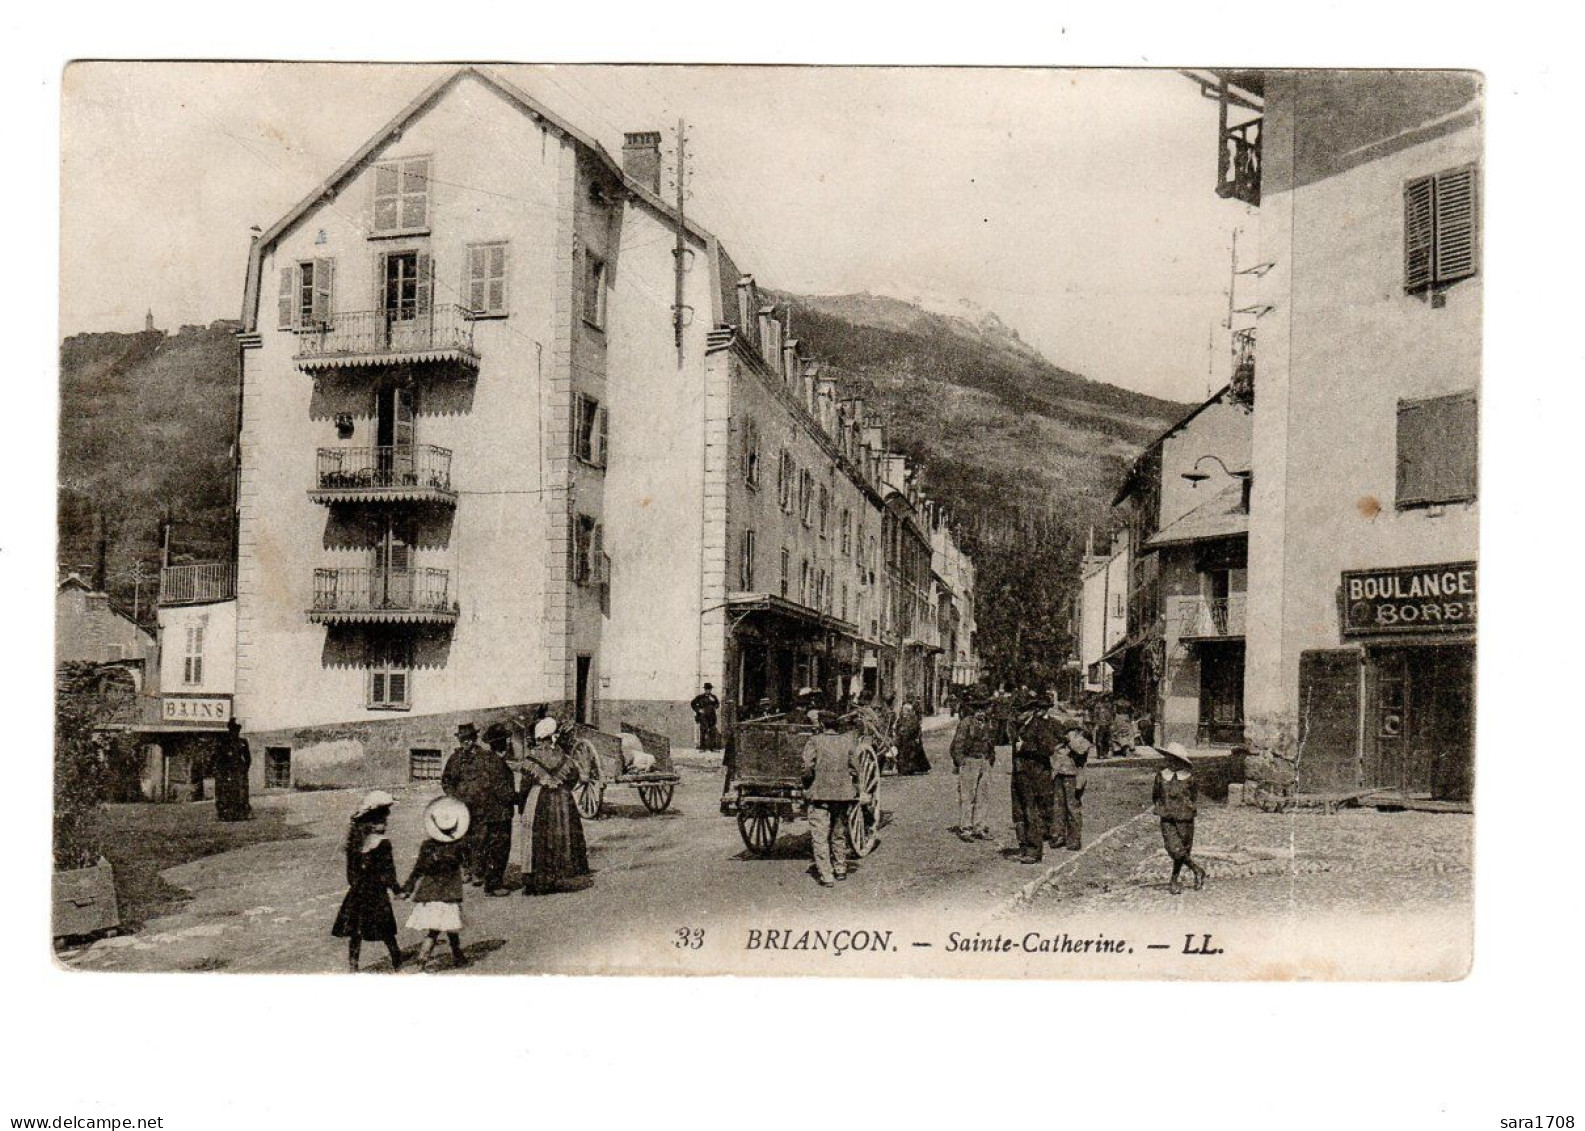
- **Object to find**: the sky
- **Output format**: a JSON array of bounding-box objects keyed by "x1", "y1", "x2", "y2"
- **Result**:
[{"x1": 60, "y1": 62, "x2": 1253, "y2": 402}]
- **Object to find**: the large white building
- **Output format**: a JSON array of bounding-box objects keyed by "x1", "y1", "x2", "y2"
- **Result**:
[{"x1": 230, "y1": 67, "x2": 977, "y2": 788}]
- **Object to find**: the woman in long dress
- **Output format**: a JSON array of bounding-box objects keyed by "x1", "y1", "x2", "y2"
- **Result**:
[
  {"x1": 515, "y1": 717, "x2": 592, "y2": 895},
  {"x1": 894, "y1": 700, "x2": 931, "y2": 775}
]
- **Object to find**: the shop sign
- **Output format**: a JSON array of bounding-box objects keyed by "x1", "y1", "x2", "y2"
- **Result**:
[
  {"x1": 1340, "y1": 562, "x2": 1476, "y2": 637},
  {"x1": 161, "y1": 696, "x2": 233, "y2": 724}
]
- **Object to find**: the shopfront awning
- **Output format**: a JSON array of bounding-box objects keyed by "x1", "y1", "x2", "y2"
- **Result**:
[{"x1": 723, "y1": 592, "x2": 860, "y2": 639}]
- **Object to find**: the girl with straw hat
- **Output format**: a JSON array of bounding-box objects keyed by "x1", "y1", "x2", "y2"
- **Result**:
[
  {"x1": 331, "y1": 791, "x2": 403, "y2": 973},
  {"x1": 400, "y1": 796, "x2": 472, "y2": 970}
]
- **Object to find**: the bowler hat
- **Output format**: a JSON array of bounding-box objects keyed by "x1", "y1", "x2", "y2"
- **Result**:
[
  {"x1": 483, "y1": 722, "x2": 512, "y2": 746},
  {"x1": 421, "y1": 795, "x2": 471, "y2": 843},
  {"x1": 456, "y1": 722, "x2": 479, "y2": 740}
]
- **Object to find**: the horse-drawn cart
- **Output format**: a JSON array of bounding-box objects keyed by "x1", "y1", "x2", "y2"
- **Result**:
[
  {"x1": 732, "y1": 720, "x2": 881, "y2": 858},
  {"x1": 566, "y1": 722, "x2": 680, "y2": 819}
]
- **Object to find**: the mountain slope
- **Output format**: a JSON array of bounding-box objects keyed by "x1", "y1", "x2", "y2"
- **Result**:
[{"x1": 58, "y1": 322, "x2": 240, "y2": 611}]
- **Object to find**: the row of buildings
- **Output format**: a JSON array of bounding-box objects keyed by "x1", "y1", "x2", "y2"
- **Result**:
[
  {"x1": 65, "y1": 66, "x2": 979, "y2": 796},
  {"x1": 1077, "y1": 70, "x2": 1479, "y2": 803}
]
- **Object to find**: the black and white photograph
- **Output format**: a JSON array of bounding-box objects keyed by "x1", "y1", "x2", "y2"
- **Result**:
[{"x1": 47, "y1": 61, "x2": 1486, "y2": 981}]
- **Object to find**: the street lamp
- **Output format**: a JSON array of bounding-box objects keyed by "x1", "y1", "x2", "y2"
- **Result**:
[{"x1": 1181, "y1": 454, "x2": 1253, "y2": 487}]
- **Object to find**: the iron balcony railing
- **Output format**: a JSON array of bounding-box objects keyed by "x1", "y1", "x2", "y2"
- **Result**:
[
  {"x1": 158, "y1": 562, "x2": 236, "y2": 606},
  {"x1": 292, "y1": 304, "x2": 479, "y2": 371},
  {"x1": 309, "y1": 567, "x2": 458, "y2": 624},
  {"x1": 1175, "y1": 595, "x2": 1248, "y2": 640},
  {"x1": 1231, "y1": 327, "x2": 1256, "y2": 406},
  {"x1": 1217, "y1": 118, "x2": 1261, "y2": 206},
  {"x1": 312, "y1": 444, "x2": 455, "y2": 502}
]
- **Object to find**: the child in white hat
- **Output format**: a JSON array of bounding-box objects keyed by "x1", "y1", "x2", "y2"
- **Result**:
[
  {"x1": 331, "y1": 791, "x2": 403, "y2": 972},
  {"x1": 401, "y1": 796, "x2": 471, "y2": 970},
  {"x1": 1153, "y1": 743, "x2": 1208, "y2": 894}
]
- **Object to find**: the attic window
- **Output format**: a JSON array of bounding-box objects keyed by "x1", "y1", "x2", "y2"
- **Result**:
[{"x1": 371, "y1": 156, "x2": 432, "y2": 235}]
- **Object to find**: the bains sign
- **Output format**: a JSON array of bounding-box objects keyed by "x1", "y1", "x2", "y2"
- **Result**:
[{"x1": 1340, "y1": 561, "x2": 1477, "y2": 637}]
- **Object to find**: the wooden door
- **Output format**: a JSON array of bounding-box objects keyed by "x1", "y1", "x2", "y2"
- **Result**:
[{"x1": 375, "y1": 385, "x2": 416, "y2": 486}]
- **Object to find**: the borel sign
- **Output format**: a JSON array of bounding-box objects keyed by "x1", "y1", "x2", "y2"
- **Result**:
[{"x1": 1340, "y1": 562, "x2": 1476, "y2": 637}]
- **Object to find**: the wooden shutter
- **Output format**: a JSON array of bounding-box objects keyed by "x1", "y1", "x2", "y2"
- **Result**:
[
  {"x1": 1297, "y1": 648, "x2": 1362, "y2": 793},
  {"x1": 466, "y1": 245, "x2": 487, "y2": 314},
  {"x1": 1403, "y1": 175, "x2": 1434, "y2": 291},
  {"x1": 1433, "y1": 165, "x2": 1478, "y2": 284},
  {"x1": 373, "y1": 162, "x2": 400, "y2": 233},
  {"x1": 1398, "y1": 393, "x2": 1477, "y2": 506},
  {"x1": 312, "y1": 258, "x2": 334, "y2": 325},
  {"x1": 415, "y1": 252, "x2": 433, "y2": 317},
  {"x1": 278, "y1": 266, "x2": 295, "y2": 329},
  {"x1": 596, "y1": 404, "x2": 609, "y2": 468},
  {"x1": 488, "y1": 244, "x2": 506, "y2": 314},
  {"x1": 401, "y1": 157, "x2": 430, "y2": 230},
  {"x1": 373, "y1": 251, "x2": 388, "y2": 313}
]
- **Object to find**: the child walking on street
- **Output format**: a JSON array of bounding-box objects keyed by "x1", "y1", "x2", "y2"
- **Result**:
[
  {"x1": 402, "y1": 796, "x2": 471, "y2": 970},
  {"x1": 1153, "y1": 742, "x2": 1207, "y2": 894},
  {"x1": 331, "y1": 791, "x2": 403, "y2": 972}
]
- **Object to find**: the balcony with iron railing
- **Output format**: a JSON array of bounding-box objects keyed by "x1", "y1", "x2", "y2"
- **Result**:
[
  {"x1": 308, "y1": 567, "x2": 458, "y2": 626},
  {"x1": 1231, "y1": 327, "x2": 1256, "y2": 407},
  {"x1": 310, "y1": 444, "x2": 456, "y2": 506},
  {"x1": 158, "y1": 562, "x2": 236, "y2": 607},
  {"x1": 1173, "y1": 594, "x2": 1247, "y2": 641},
  {"x1": 292, "y1": 304, "x2": 480, "y2": 373},
  {"x1": 1217, "y1": 118, "x2": 1261, "y2": 206}
]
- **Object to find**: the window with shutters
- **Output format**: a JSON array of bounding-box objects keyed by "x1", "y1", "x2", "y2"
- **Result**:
[
  {"x1": 780, "y1": 546, "x2": 791, "y2": 597},
  {"x1": 465, "y1": 241, "x2": 508, "y2": 317},
  {"x1": 742, "y1": 418, "x2": 761, "y2": 489},
  {"x1": 739, "y1": 529, "x2": 756, "y2": 590},
  {"x1": 583, "y1": 252, "x2": 608, "y2": 329},
  {"x1": 818, "y1": 485, "x2": 830, "y2": 539},
  {"x1": 380, "y1": 251, "x2": 431, "y2": 323},
  {"x1": 1404, "y1": 164, "x2": 1479, "y2": 293},
  {"x1": 1396, "y1": 391, "x2": 1478, "y2": 508},
  {"x1": 840, "y1": 509, "x2": 852, "y2": 556},
  {"x1": 777, "y1": 451, "x2": 794, "y2": 512},
  {"x1": 573, "y1": 514, "x2": 600, "y2": 586},
  {"x1": 799, "y1": 470, "x2": 814, "y2": 527},
  {"x1": 277, "y1": 258, "x2": 335, "y2": 330},
  {"x1": 371, "y1": 156, "x2": 432, "y2": 236},
  {"x1": 800, "y1": 558, "x2": 811, "y2": 606},
  {"x1": 367, "y1": 638, "x2": 413, "y2": 709},
  {"x1": 575, "y1": 394, "x2": 607, "y2": 468},
  {"x1": 183, "y1": 622, "x2": 204, "y2": 686}
]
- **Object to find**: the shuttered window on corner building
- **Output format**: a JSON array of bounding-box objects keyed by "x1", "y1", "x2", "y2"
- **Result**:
[
  {"x1": 466, "y1": 242, "x2": 508, "y2": 316},
  {"x1": 1404, "y1": 164, "x2": 1478, "y2": 292},
  {"x1": 277, "y1": 258, "x2": 335, "y2": 330},
  {"x1": 1396, "y1": 391, "x2": 1478, "y2": 508}
]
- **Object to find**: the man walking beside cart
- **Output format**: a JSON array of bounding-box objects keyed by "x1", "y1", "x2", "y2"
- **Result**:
[{"x1": 801, "y1": 712, "x2": 860, "y2": 887}]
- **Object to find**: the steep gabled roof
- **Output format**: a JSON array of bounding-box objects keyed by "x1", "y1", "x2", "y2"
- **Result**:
[
  {"x1": 240, "y1": 65, "x2": 719, "y2": 331},
  {"x1": 1113, "y1": 384, "x2": 1233, "y2": 507}
]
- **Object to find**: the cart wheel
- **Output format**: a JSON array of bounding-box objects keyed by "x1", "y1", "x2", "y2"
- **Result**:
[
  {"x1": 638, "y1": 784, "x2": 675, "y2": 813},
  {"x1": 737, "y1": 805, "x2": 780, "y2": 856},
  {"x1": 848, "y1": 743, "x2": 881, "y2": 857},
  {"x1": 574, "y1": 781, "x2": 604, "y2": 820}
]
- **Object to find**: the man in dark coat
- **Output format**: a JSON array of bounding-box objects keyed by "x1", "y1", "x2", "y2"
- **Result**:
[
  {"x1": 1092, "y1": 694, "x2": 1116, "y2": 760},
  {"x1": 690, "y1": 684, "x2": 722, "y2": 750},
  {"x1": 442, "y1": 721, "x2": 514, "y2": 893},
  {"x1": 1049, "y1": 713, "x2": 1094, "y2": 851},
  {"x1": 1009, "y1": 696, "x2": 1058, "y2": 863},
  {"x1": 214, "y1": 719, "x2": 252, "y2": 821}
]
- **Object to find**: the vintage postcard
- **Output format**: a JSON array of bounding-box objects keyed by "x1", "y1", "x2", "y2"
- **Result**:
[{"x1": 54, "y1": 63, "x2": 1478, "y2": 979}]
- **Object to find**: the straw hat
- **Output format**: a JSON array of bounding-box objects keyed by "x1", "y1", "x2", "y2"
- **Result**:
[
  {"x1": 1154, "y1": 741, "x2": 1195, "y2": 769},
  {"x1": 421, "y1": 795, "x2": 471, "y2": 843},
  {"x1": 352, "y1": 789, "x2": 396, "y2": 819},
  {"x1": 533, "y1": 717, "x2": 559, "y2": 742}
]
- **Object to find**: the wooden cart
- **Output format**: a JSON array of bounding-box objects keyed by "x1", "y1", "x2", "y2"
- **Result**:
[
  {"x1": 566, "y1": 722, "x2": 680, "y2": 819},
  {"x1": 732, "y1": 720, "x2": 881, "y2": 858}
]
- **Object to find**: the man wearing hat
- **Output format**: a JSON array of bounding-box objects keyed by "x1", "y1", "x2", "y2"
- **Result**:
[
  {"x1": 691, "y1": 683, "x2": 722, "y2": 751},
  {"x1": 1049, "y1": 710, "x2": 1094, "y2": 851},
  {"x1": 800, "y1": 710, "x2": 861, "y2": 886},
  {"x1": 1009, "y1": 694, "x2": 1059, "y2": 863},
  {"x1": 441, "y1": 721, "x2": 516, "y2": 894},
  {"x1": 948, "y1": 695, "x2": 998, "y2": 842}
]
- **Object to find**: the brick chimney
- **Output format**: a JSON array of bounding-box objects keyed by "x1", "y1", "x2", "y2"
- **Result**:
[{"x1": 622, "y1": 132, "x2": 662, "y2": 195}]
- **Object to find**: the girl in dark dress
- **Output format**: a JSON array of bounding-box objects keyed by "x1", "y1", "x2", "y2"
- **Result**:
[
  {"x1": 402, "y1": 795, "x2": 471, "y2": 971},
  {"x1": 894, "y1": 700, "x2": 931, "y2": 775},
  {"x1": 331, "y1": 790, "x2": 402, "y2": 972},
  {"x1": 516, "y1": 717, "x2": 592, "y2": 895}
]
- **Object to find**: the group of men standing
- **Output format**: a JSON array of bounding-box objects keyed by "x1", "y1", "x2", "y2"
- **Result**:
[
  {"x1": 441, "y1": 721, "x2": 519, "y2": 895},
  {"x1": 949, "y1": 692, "x2": 1092, "y2": 864}
]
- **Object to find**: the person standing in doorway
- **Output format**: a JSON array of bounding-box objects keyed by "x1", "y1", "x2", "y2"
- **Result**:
[
  {"x1": 801, "y1": 711, "x2": 860, "y2": 887},
  {"x1": 691, "y1": 683, "x2": 722, "y2": 751},
  {"x1": 949, "y1": 696, "x2": 997, "y2": 841}
]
